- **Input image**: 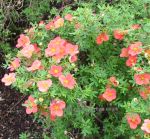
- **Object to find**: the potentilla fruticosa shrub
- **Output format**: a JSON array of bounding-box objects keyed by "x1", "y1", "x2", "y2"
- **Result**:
[{"x1": 1, "y1": 2, "x2": 150, "y2": 138}]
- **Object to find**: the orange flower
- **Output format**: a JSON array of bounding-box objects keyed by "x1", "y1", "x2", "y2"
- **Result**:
[
  {"x1": 126, "y1": 113, "x2": 141, "y2": 129},
  {"x1": 16, "y1": 34, "x2": 30, "y2": 48},
  {"x1": 66, "y1": 43, "x2": 79, "y2": 56},
  {"x1": 120, "y1": 48, "x2": 129, "y2": 57},
  {"x1": 1, "y1": 73, "x2": 16, "y2": 86},
  {"x1": 53, "y1": 45, "x2": 67, "y2": 63},
  {"x1": 45, "y1": 37, "x2": 66, "y2": 57},
  {"x1": 27, "y1": 60, "x2": 42, "y2": 72},
  {"x1": 20, "y1": 44, "x2": 35, "y2": 58},
  {"x1": 65, "y1": 14, "x2": 73, "y2": 21},
  {"x1": 134, "y1": 73, "x2": 150, "y2": 85},
  {"x1": 139, "y1": 86, "x2": 150, "y2": 100},
  {"x1": 24, "y1": 96, "x2": 38, "y2": 114},
  {"x1": 128, "y1": 42, "x2": 143, "y2": 56},
  {"x1": 69, "y1": 55, "x2": 78, "y2": 63},
  {"x1": 9, "y1": 58, "x2": 20, "y2": 71},
  {"x1": 33, "y1": 43, "x2": 41, "y2": 53},
  {"x1": 126, "y1": 56, "x2": 137, "y2": 67},
  {"x1": 75, "y1": 23, "x2": 81, "y2": 29},
  {"x1": 49, "y1": 99, "x2": 66, "y2": 117},
  {"x1": 102, "y1": 88, "x2": 117, "y2": 102},
  {"x1": 98, "y1": 94, "x2": 105, "y2": 101},
  {"x1": 45, "y1": 16, "x2": 64, "y2": 30},
  {"x1": 49, "y1": 65, "x2": 63, "y2": 77},
  {"x1": 141, "y1": 119, "x2": 150, "y2": 133},
  {"x1": 96, "y1": 32, "x2": 109, "y2": 45},
  {"x1": 37, "y1": 79, "x2": 52, "y2": 92},
  {"x1": 109, "y1": 76, "x2": 119, "y2": 87},
  {"x1": 39, "y1": 20, "x2": 45, "y2": 26},
  {"x1": 59, "y1": 74, "x2": 76, "y2": 89},
  {"x1": 45, "y1": 21, "x2": 55, "y2": 30},
  {"x1": 114, "y1": 30, "x2": 125, "y2": 40},
  {"x1": 131, "y1": 24, "x2": 141, "y2": 30},
  {"x1": 54, "y1": 18, "x2": 64, "y2": 29}
]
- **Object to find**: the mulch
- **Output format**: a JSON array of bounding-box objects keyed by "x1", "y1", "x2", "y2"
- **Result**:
[{"x1": 0, "y1": 51, "x2": 43, "y2": 139}]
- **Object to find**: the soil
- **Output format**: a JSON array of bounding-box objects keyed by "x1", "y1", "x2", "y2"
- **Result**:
[{"x1": 0, "y1": 51, "x2": 43, "y2": 139}]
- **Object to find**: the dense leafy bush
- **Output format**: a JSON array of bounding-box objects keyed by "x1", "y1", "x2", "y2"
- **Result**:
[{"x1": 1, "y1": 0, "x2": 150, "y2": 138}]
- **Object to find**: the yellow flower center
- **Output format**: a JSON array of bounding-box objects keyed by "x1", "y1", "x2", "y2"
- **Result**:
[
  {"x1": 133, "y1": 48, "x2": 138, "y2": 51},
  {"x1": 107, "y1": 92, "x2": 112, "y2": 97},
  {"x1": 51, "y1": 48, "x2": 56, "y2": 52},
  {"x1": 141, "y1": 76, "x2": 145, "y2": 80},
  {"x1": 64, "y1": 79, "x2": 69, "y2": 84},
  {"x1": 55, "y1": 41, "x2": 60, "y2": 45},
  {"x1": 6, "y1": 76, "x2": 13, "y2": 82},
  {"x1": 54, "y1": 69, "x2": 58, "y2": 73},
  {"x1": 54, "y1": 105, "x2": 59, "y2": 110},
  {"x1": 147, "y1": 123, "x2": 150, "y2": 130},
  {"x1": 43, "y1": 83, "x2": 49, "y2": 89}
]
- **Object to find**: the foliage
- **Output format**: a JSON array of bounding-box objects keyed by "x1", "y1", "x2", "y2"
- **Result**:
[{"x1": 19, "y1": 132, "x2": 30, "y2": 139}]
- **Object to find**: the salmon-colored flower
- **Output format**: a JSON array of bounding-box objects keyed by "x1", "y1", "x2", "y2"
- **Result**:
[
  {"x1": 134, "y1": 73, "x2": 150, "y2": 85},
  {"x1": 45, "y1": 21, "x2": 55, "y2": 30},
  {"x1": 33, "y1": 43, "x2": 41, "y2": 53},
  {"x1": 102, "y1": 88, "x2": 117, "y2": 102},
  {"x1": 131, "y1": 24, "x2": 141, "y2": 30},
  {"x1": 50, "y1": 36, "x2": 66, "y2": 47},
  {"x1": 133, "y1": 67, "x2": 143, "y2": 72},
  {"x1": 141, "y1": 119, "x2": 150, "y2": 133},
  {"x1": 50, "y1": 114, "x2": 56, "y2": 121},
  {"x1": 1, "y1": 73, "x2": 16, "y2": 86},
  {"x1": 109, "y1": 76, "x2": 119, "y2": 87},
  {"x1": 65, "y1": 14, "x2": 73, "y2": 21},
  {"x1": 27, "y1": 60, "x2": 42, "y2": 72},
  {"x1": 9, "y1": 58, "x2": 20, "y2": 71},
  {"x1": 126, "y1": 113, "x2": 141, "y2": 129},
  {"x1": 126, "y1": 56, "x2": 137, "y2": 67},
  {"x1": 69, "y1": 55, "x2": 78, "y2": 63},
  {"x1": 75, "y1": 23, "x2": 81, "y2": 29},
  {"x1": 96, "y1": 32, "x2": 109, "y2": 45},
  {"x1": 54, "y1": 18, "x2": 64, "y2": 29},
  {"x1": 39, "y1": 20, "x2": 45, "y2": 26},
  {"x1": 59, "y1": 74, "x2": 76, "y2": 89},
  {"x1": 128, "y1": 42, "x2": 143, "y2": 56},
  {"x1": 45, "y1": 45, "x2": 60, "y2": 57},
  {"x1": 66, "y1": 43, "x2": 79, "y2": 56},
  {"x1": 98, "y1": 94, "x2": 105, "y2": 101},
  {"x1": 53, "y1": 53, "x2": 65, "y2": 63},
  {"x1": 37, "y1": 79, "x2": 52, "y2": 92},
  {"x1": 45, "y1": 37, "x2": 66, "y2": 57},
  {"x1": 114, "y1": 30, "x2": 125, "y2": 40},
  {"x1": 27, "y1": 27, "x2": 35, "y2": 39},
  {"x1": 49, "y1": 65, "x2": 63, "y2": 77},
  {"x1": 120, "y1": 48, "x2": 129, "y2": 57},
  {"x1": 16, "y1": 34, "x2": 30, "y2": 48},
  {"x1": 140, "y1": 86, "x2": 150, "y2": 100},
  {"x1": 24, "y1": 96, "x2": 38, "y2": 114},
  {"x1": 53, "y1": 45, "x2": 67, "y2": 62},
  {"x1": 49, "y1": 99, "x2": 66, "y2": 117},
  {"x1": 20, "y1": 44, "x2": 35, "y2": 58},
  {"x1": 45, "y1": 16, "x2": 64, "y2": 30},
  {"x1": 140, "y1": 91, "x2": 147, "y2": 100}
]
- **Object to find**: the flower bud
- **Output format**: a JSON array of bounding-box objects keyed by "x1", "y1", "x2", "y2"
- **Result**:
[
  {"x1": 64, "y1": 130, "x2": 68, "y2": 135},
  {"x1": 34, "y1": 99, "x2": 38, "y2": 104},
  {"x1": 39, "y1": 98, "x2": 44, "y2": 102}
]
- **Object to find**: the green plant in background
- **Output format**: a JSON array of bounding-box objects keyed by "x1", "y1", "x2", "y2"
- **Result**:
[
  {"x1": 1, "y1": 0, "x2": 150, "y2": 139},
  {"x1": 19, "y1": 132, "x2": 30, "y2": 139}
]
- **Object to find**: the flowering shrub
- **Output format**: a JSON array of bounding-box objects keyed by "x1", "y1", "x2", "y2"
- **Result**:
[{"x1": 1, "y1": 0, "x2": 150, "y2": 138}]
